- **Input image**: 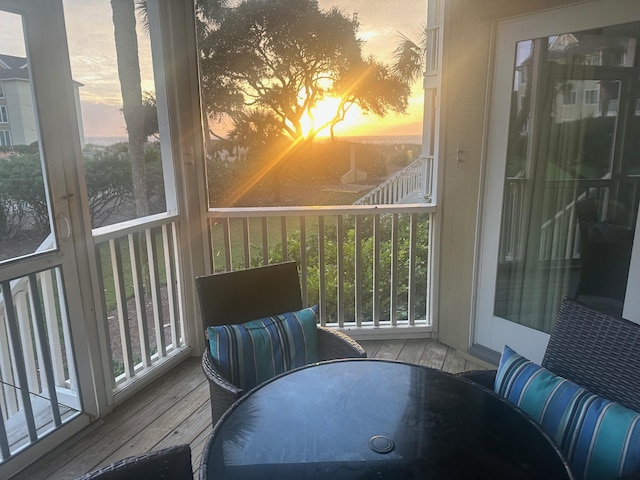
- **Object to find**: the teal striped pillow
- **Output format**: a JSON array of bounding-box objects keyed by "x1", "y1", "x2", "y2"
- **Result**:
[
  {"x1": 496, "y1": 345, "x2": 640, "y2": 480},
  {"x1": 207, "y1": 305, "x2": 318, "y2": 390}
]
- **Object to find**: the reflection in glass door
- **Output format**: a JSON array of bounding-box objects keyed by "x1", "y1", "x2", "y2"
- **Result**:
[
  {"x1": 497, "y1": 28, "x2": 639, "y2": 328},
  {"x1": 476, "y1": 5, "x2": 640, "y2": 362}
]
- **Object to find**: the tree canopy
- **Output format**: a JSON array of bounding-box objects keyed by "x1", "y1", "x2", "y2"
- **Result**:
[{"x1": 198, "y1": 0, "x2": 410, "y2": 143}]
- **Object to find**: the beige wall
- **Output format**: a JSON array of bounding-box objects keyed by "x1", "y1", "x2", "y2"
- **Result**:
[
  {"x1": 436, "y1": 0, "x2": 491, "y2": 353},
  {"x1": 435, "y1": 0, "x2": 586, "y2": 357}
]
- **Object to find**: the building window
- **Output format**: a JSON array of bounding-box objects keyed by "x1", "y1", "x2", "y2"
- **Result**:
[
  {"x1": 584, "y1": 52, "x2": 602, "y2": 65},
  {"x1": 0, "y1": 82, "x2": 4, "y2": 99},
  {"x1": 584, "y1": 89, "x2": 599, "y2": 105},
  {"x1": 519, "y1": 68, "x2": 527, "y2": 85},
  {"x1": 0, "y1": 105, "x2": 8, "y2": 123},
  {"x1": 0, "y1": 130, "x2": 11, "y2": 147},
  {"x1": 563, "y1": 90, "x2": 577, "y2": 105}
]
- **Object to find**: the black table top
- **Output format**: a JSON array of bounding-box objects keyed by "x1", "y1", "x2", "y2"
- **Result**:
[{"x1": 201, "y1": 359, "x2": 574, "y2": 480}]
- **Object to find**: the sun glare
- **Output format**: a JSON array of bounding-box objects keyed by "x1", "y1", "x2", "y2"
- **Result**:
[{"x1": 300, "y1": 97, "x2": 344, "y2": 138}]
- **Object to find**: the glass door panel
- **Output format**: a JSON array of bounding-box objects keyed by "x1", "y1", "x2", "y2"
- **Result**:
[
  {"x1": 476, "y1": 5, "x2": 640, "y2": 362},
  {"x1": 496, "y1": 32, "x2": 636, "y2": 329},
  {"x1": 0, "y1": 10, "x2": 55, "y2": 262}
]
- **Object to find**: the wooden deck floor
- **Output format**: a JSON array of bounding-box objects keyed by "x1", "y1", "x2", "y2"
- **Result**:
[{"x1": 15, "y1": 339, "x2": 484, "y2": 480}]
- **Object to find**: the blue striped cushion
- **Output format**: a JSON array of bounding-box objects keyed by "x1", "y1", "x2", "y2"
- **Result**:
[
  {"x1": 495, "y1": 345, "x2": 640, "y2": 480},
  {"x1": 207, "y1": 305, "x2": 318, "y2": 390}
]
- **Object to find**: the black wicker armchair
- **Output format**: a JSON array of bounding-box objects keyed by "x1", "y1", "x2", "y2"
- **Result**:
[
  {"x1": 76, "y1": 445, "x2": 192, "y2": 480},
  {"x1": 458, "y1": 297, "x2": 640, "y2": 412},
  {"x1": 197, "y1": 261, "x2": 367, "y2": 424}
]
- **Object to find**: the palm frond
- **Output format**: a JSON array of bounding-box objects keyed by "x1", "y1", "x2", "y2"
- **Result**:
[
  {"x1": 135, "y1": 1, "x2": 149, "y2": 36},
  {"x1": 392, "y1": 32, "x2": 424, "y2": 84}
]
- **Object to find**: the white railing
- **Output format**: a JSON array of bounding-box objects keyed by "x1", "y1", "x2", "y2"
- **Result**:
[
  {"x1": 503, "y1": 180, "x2": 586, "y2": 263},
  {"x1": 0, "y1": 212, "x2": 189, "y2": 460},
  {"x1": 502, "y1": 180, "x2": 640, "y2": 263},
  {"x1": 207, "y1": 204, "x2": 435, "y2": 333},
  {"x1": 355, "y1": 156, "x2": 432, "y2": 205},
  {"x1": 93, "y1": 213, "x2": 187, "y2": 390}
]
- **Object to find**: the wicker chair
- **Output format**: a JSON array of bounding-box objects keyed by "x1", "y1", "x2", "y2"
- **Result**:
[
  {"x1": 197, "y1": 261, "x2": 367, "y2": 424},
  {"x1": 76, "y1": 445, "x2": 192, "y2": 479},
  {"x1": 573, "y1": 198, "x2": 633, "y2": 317},
  {"x1": 458, "y1": 297, "x2": 640, "y2": 412}
]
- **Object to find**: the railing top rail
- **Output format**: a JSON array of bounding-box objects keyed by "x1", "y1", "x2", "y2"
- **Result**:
[
  {"x1": 92, "y1": 212, "x2": 180, "y2": 244},
  {"x1": 207, "y1": 203, "x2": 435, "y2": 219}
]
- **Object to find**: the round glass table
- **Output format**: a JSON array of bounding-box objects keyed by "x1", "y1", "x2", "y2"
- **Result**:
[{"x1": 200, "y1": 359, "x2": 574, "y2": 479}]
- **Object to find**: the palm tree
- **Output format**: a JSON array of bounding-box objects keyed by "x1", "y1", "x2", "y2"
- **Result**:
[
  {"x1": 392, "y1": 30, "x2": 428, "y2": 84},
  {"x1": 110, "y1": 0, "x2": 230, "y2": 218},
  {"x1": 111, "y1": 0, "x2": 148, "y2": 217}
]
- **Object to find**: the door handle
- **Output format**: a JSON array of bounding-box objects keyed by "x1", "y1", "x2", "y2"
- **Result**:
[{"x1": 57, "y1": 213, "x2": 71, "y2": 240}]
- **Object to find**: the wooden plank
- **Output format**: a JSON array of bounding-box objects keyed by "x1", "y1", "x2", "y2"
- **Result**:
[
  {"x1": 357, "y1": 339, "x2": 383, "y2": 358},
  {"x1": 464, "y1": 360, "x2": 487, "y2": 372},
  {"x1": 154, "y1": 401, "x2": 210, "y2": 453},
  {"x1": 396, "y1": 338, "x2": 427, "y2": 365},
  {"x1": 190, "y1": 422, "x2": 213, "y2": 477},
  {"x1": 53, "y1": 383, "x2": 207, "y2": 479},
  {"x1": 20, "y1": 358, "x2": 203, "y2": 480},
  {"x1": 92, "y1": 384, "x2": 210, "y2": 472},
  {"x1": 418, "y1": 339, "x2": 448, "y2": 369},
  {"x1": 373, "y1": 339, "x2": 406, "y2": 360},
  {"x1": 442, "y1": 349, "x2": 467, "y2": 374}
]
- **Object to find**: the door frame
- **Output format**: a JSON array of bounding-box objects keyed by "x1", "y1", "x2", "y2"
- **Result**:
[
  {"x1": 0, "y1": 0, "x2": 103, "y2": 475},
  {"x1": 473, "y1": 0, "x2": 640, "y2": 364}
]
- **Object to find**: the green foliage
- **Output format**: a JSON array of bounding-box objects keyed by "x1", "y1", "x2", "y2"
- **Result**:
[
  {"x1": 84, "y1": 149, "x2": 134, "y2": 227},
  {"x1": 0, "y1": 142, "x2": 166, "y2": 238},
  {"x1": 198, "y1": 0, "x2": 410, "y2": 143},
  {"x1": 393, "y1": 30, "x2": 428, "y2": 84},
  {"x1": 144, "y1": 142, "x2": 166, "y2": 210},
  {"x1": 142, "y1": 90, "x2": 159, "y2": 140},
  {"x1": 508, "y1": 115, "x2": 618, "y2": 180},
  {"x1": 206, "y1": 140, "x2": 411, "y2": 208},
  {"x1": 0, "y1": 153, "x2": 49, "y2": 239},
  {"x1": 265, "y1": 214, "x2": 430, "y2": 322},
  {"x1": 84, "y1": 142, "x2": 165, "y2": 227}
]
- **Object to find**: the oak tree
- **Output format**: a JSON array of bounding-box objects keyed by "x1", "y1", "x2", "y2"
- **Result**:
[{"x1": 198, "y1": 0, "x2": 410, "y2": 144}]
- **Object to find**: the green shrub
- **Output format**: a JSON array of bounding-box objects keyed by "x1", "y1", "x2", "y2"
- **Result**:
[{"x1": 264, "y1": 213, "x2": 430, "y2": 322}]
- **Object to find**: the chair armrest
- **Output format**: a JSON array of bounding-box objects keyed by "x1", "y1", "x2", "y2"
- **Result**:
[
  {"x1": 455, "y1": 369, "x2": 497, "y2": 390},
  {"x1": 316, "y1": 326, "x2": 367, "y2": 361},
  {"x1": 77, "y1": 445, "x2": 192, "y2": 480},
  {"x1": 201, "y1": 350, "x2": 244, "y2": 425}
]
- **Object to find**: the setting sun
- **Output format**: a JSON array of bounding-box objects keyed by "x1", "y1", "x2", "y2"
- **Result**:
[{"x1": 300, "y1": 96, "x2": 343, "y2": 138}]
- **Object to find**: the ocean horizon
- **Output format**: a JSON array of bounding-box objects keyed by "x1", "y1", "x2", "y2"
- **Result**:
[
  {"x1": 328, "y1": 134, "x2": 422, "y2": 145},
  {"x1": 85, "y1": 134, "x2": 422, "y2": 147}
]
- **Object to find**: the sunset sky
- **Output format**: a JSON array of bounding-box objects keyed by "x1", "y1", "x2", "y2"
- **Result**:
[
  {"x1": 0, "y1": 0, "x2": 426, "y2": 140},
  {"x1": 321, "y1": 0, "x2": 426, "y2": 137}
]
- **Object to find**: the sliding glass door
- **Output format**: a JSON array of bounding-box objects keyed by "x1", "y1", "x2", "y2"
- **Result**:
[{"x1": 476, "y1": 0, "x2": 640, "y2": 362}]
